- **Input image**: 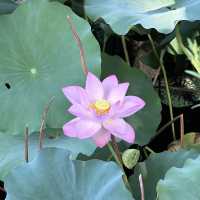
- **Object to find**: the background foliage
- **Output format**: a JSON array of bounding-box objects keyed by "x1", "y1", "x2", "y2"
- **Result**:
[{"x1": 0, "y1": 0, "x2": 200, "y2": 199}]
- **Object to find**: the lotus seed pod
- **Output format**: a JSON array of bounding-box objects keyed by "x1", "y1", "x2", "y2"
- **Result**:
[{"x1": 122, "y1": 149, "x2": 140, "y2": 169}]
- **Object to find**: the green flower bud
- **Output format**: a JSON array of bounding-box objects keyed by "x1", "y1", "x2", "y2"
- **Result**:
[{"x1": 122, "y1": 149, "x2": 140, "y2": 169}]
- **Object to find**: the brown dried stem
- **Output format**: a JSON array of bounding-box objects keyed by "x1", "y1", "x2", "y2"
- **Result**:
[
  {"x1": 153, "y1": 67, "x2": 161, "y2": 86},
  {"x1": 39, "y1": 96, "x2": 55, "y2": 150},
  {"x1": 67, "y1": 16, "x2": 89, "y2": 75}
]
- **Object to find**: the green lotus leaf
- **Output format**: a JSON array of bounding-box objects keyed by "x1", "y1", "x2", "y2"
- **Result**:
[
  {"x1": 0, "y1": 131, "x2": 96, "y2": 180},
  {"x1": 0, "y1": 0, "x2": 101, "y2": 135},
  {"x1": 157, "y1": 154, "x2": 200, "y2": 200},
  {"x1": 101, "y1": 53, "x2": 161, "y2": 145},
  {"x1": 83, "y1": 0, "x2": 200, "y2": 34},
  {"x1": 130, "y1": 149, "x2": 200, "y2": 200},
  {"x1": 5, "y1": 148, "x2": 133, "y2": 200}
]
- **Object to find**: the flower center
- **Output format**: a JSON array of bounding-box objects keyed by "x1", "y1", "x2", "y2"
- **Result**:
[{"x1": 91, "y1": 99, "x2": 110, "y2": 115}]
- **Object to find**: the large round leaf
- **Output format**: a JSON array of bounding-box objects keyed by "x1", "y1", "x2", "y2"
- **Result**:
[
  {"x1": 0, "y1": 0, "x2": 101, "y2": 135},
  {"x1": 101, "y1": 53, "x2": 161, "y2": 145},
  {"x1": 0, "y1": 131, "x2": 96, "y2": 180},
  {"x1": 5, "y1": 148, "x2": 133, "y2": 200},
  {"x1": 130, "y1": 149, "x2": 200, "y2": 200},
  {"x1": 83, "y1": 0, "x2": 200, "y2": 34},
  {"x1": 157, "y1": 154, "x2": 200, "y2": 200}
]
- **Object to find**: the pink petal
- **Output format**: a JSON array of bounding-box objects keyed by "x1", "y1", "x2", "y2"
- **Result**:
[
  {"x1": 115, "y1": 96, "x2": 145, "y2": 118},
  {"x1": 68, "y1": 104, "x2": 94, "y2": 119},
  {"x1": 92, "y1": 128, "x2": 111, "y2": 148},
  {"x1": 107, "y1": 83, "x2": 129, "y2": 104},
  {"x1": 103, "y1": 118, "x2": 135, "y2": 143},
  {"x1": 102, "y1": 75, "x2": 118, "y2": 98},
  {"x1": 62, "y1": 86, "x2": 89, "y2": 105},
  {"x1": 85, "y1": 72, "x2": 104, "y2": 100},
  {"x1": 63, "y1": 118, "x2": 101, "y2": 139}
]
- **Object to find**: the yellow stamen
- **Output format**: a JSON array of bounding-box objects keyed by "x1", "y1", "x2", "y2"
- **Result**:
[{"x1": 90, "y1": 99, "x2": 110, "y2": 115}]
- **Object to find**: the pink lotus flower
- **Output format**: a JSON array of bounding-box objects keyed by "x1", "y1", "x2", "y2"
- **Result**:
[{"x1": 62, "y1": 72, "x2": 145, "y2": 148}]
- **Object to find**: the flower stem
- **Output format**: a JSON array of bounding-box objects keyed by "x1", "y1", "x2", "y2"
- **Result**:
[
  {"x1": 107, "y1": 143, "x2": 123, "y2": 168},
  {"x1": 148, "y1": 34, "x2": 176, "y2": 141},
  {"x1": 107, "y1": 139, "x2": 133, "y2": 194},
  {"x1": 111, "y1": 135, "x2": 123, "y2": 164}
]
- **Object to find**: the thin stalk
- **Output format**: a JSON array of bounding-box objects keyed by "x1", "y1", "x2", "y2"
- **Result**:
[
  {"x1": 157, "y1": 114, "x2": 181, "y2": 135},
  {"x1": 67, "y1": 16, "x2": 89, "y2": 75},
  {"x1": 143, "y1": 149, "x2": 149, "y2": 158},
  {"x1": 24, "y1": 126, "x2": 29, "y2": 163},
  {"x1": 121, "y1": 35, "x2": 130, "y2": 66},
  {"x1": 180, "y1": 114, "x2": 184, "y2": 147},
  {"x1": 111, "y1": 135, "x2": 123, "y2": 163},
  {"x1": 156, "y1": 194, "x2": 159, "y2": 200},
  {"x1": 39, "y1": 96, "x2": 55, "y2": 150},
  {"x1": 148, "y1": 34, "x2": 176, "y2": 140},
  {"x1": 139, "y1": 174, "x2": 145, "y2": 200},
  {"x1": 191, "y1": 103, "x2": 200, "y2": 109},
  {"x1": 153, "y1": 67, "x2": 161, "y2": 86},
  {"x1": 145, "y1": 146, "x2": 155, "y2": 154},
  {"x1": 107, "y1": 143, "x2": 123, "y2": 168},
  {"x1": 107, "y1": 142, "x2": 132, "y2": 194}
]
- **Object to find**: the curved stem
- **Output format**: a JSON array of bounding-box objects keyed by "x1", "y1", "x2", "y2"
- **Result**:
[
  {"x1": 157, "y1": 114, "x2": 181, "y2": 135},
  {"x1": 39, "y1": 96, "x2": 55, "y2": 150},
  {"x1": 148, "y1": 34, "x2": 176, "y2": 141},
  {"x1": 67, "y1": 16, "x2": 89, "y2": 75}
]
